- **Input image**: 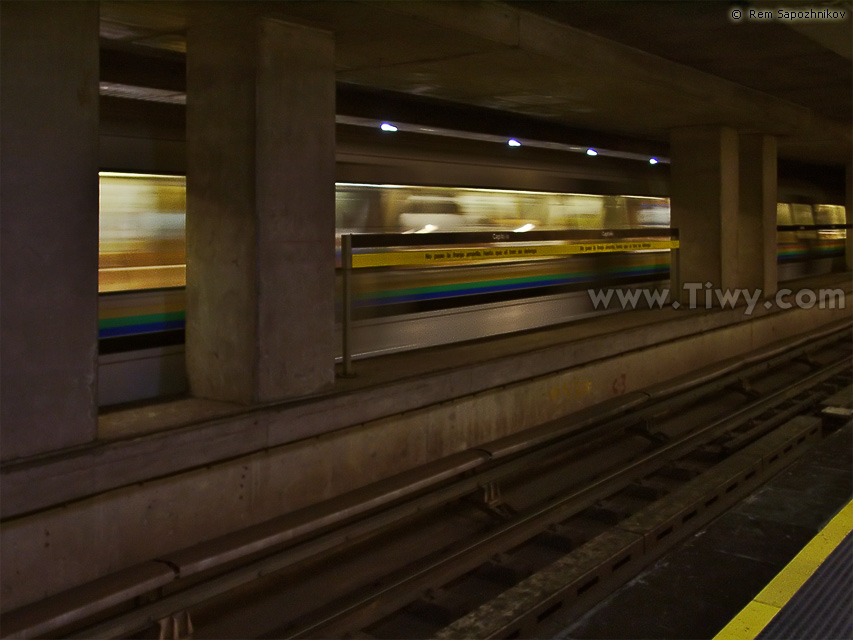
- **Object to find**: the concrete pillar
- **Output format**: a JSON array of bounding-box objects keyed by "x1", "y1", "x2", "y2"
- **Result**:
[
  {"x1": 846, "y1": 163, "x2": 852, "y2": 272},
  {"x1": 738, "y1": 135, "x2": 778, "y2": 295},
  {"x1": 670, "y1": 126, "x2": 740, "y2": 302},
  {"x1": 186, "y1": 13, "x2": 336, "y2": 404},
  {"x1": 0, "y1": 2, "x2": 99, "y2": 460}
]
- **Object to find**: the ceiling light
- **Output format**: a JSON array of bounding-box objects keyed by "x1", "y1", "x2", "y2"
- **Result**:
[
  {"x1": 336, "y1": 115, "x2": 671, "y2": 164},
  {"x1": 649, "y1": 157, "x2": 659, "y2": 165}
]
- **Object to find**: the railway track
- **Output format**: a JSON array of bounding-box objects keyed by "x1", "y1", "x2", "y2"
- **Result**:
[
  {"x1": 7, "y1": 327, "x2": 850, "y2": 640},
  {"x1": 195, "y1": 329, "x2": 851, "y2": 640}
]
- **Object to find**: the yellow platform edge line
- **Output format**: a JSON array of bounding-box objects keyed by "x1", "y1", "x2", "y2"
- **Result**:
[{"x1": 713, "y1": 499, "x2": 853, "y2": 640}]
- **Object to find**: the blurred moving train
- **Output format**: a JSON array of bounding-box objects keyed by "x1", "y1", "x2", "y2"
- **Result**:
[{"x1": 97, "y1": 172, "x2": 847, "y2": 406}]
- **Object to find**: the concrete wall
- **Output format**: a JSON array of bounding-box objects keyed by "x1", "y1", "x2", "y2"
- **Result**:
[
  {"x1": 0, "y1": 2, "x2": 99, "y2": 460},
  {"x1": 2, "y1": 301, "x2": 849, "y2": 611}
]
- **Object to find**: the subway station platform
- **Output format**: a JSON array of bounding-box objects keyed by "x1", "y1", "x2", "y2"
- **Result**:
[
  {"x1": 718, "y1": 501, "x2": 852, "y2": 640},
  {"x1": 546, "y1": 419, "x2": 853, "y2": 640}
]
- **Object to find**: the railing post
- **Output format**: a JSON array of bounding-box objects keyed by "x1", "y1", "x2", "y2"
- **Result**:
[
  {"x1": 341, "y1": 233, "x2": 354, "y2": 377},
  {"x1": 671, "y1": 228, "x2": 681, "y2": 305}
]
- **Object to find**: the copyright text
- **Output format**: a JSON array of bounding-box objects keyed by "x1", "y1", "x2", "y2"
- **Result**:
[{"x1": 731, "y1": 6, "x2": 848, "y2": 21}]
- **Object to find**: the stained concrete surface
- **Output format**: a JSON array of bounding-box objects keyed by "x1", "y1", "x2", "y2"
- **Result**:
[{"x1": 548, "y1": 423, "x2": 853, "y2": 639}]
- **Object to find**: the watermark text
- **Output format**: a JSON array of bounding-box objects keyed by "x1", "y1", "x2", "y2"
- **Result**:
[{"x1": 588, "y1": 284, "x2": 845, "y2": 315}]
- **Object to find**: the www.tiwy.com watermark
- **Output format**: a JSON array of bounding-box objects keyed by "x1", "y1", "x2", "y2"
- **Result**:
[{"x1": 589, "y1": 284, "x2": 846, "y2": 315}]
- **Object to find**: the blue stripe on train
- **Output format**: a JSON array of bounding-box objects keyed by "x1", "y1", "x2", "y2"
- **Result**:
[
  {"x1": 355, "y1": 267, "x2": 667, "y2": 307},
  {"x1": 99, "y1": 319, "x2": 186, "y2": 339}
]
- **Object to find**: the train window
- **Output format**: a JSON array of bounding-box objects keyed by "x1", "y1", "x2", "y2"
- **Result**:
[
  {"x1": 99, "y1": 172, "x2": 186, "y2": 293},
  {"x1": 791, "y1": 204, "x2": 817, "y2": 240},
  {"x1": 814, "y1": 205, "x2": 847, "y2": 240},
  {"x1": 335, "y1": 190, "x2": 371, "y2": 232},
  {"x1": 776, "y1": 203, "x2": 793, "y2": 226}
]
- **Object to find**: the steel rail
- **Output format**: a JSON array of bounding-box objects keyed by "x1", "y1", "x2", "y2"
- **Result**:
[{"x1": 434, "y1": 415, "x2": 831, "y2": 640}]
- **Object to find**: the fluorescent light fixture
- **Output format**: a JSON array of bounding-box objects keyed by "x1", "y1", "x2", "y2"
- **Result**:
[
  {"x1": 336, "y1": 115, "x2": 671, "y2": 164},
  {"x1": 99, "y1": 82, "x2": 186, "y2": 105},
  {"x1": 514, "y1": 223, "x2": 535, "y2": 232},
  {"x1": 586, "y1": 148, "x2": 598, "y2": 156},
  {"x1": 507, "y1": 138, "x2": 521, "y2": 147},
  {"x1": 649, "y1": 157, "x2": 659, "y2": 165},
  {"x1": 380, "y1": 122, "x2": 398, "y2": 132}
]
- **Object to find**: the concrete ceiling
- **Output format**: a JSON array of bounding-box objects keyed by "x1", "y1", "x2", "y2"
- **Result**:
[
  {"x1": 518, "y1": 1, "x2": 852, "y2": 123},
  {"x1": 99, "y1": 1, "x2": 852, "y2": 164}
]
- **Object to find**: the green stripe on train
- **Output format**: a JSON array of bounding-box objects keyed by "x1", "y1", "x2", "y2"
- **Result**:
[
  {"x1": 358, "y1": 263, "x2": 669, "y2": 301},
  {"x1": 98, "y1": 311, "x2": 186, "y2": 329}
]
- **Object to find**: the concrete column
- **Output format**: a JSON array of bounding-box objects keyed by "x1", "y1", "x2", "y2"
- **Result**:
[
  {"x1": 670, "y1": 126, "x2": 740, "y2": 302},
  {"x1": 0, "y1": 2, "x2": 99, "y2": 460},
  {"x1": 738, "y1": 135, "x2": 778, "y2": 295},
  {"x1": 846, "y1": 163, "x2": 852, "y2": 272},
  {"x1": 186, "y1": 14, "x2": 336, "y2": 404}
]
